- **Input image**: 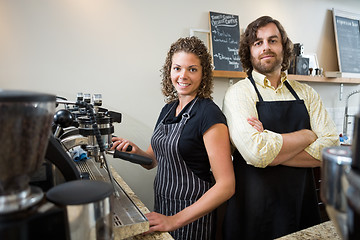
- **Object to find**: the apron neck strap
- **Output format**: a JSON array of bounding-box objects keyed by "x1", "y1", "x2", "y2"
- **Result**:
[
  {"x1": 283, "y1": 81, "x2": 300, "y2": 100},
  {"x1": 248, "y1": 74, "x2": 301, "y2": 101},
  {"x1": 181, "y1": 97, "x2": 198, "y2": 124},
  {"x1": 248, "y1": 74, "x2": 264, "y2": 102}
]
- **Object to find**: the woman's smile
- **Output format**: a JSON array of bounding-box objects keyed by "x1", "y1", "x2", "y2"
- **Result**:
[{"x1": 171, "y1": 51, "x2": 202, "y2": 99}]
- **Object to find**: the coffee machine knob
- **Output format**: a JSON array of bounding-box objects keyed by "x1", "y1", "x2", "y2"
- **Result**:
[{"x1": 54, "y1": 109, "x2": 74, "y2": 128}]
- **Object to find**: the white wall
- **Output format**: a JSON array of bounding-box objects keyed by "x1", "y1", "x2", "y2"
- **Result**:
[{"x1": 1, "y1": 0, "x2": 359, "y2": 210}]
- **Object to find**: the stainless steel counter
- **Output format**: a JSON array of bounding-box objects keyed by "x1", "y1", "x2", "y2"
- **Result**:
[
  {"x1": 110, "y1": 166, "x2": 174, "y2": 240},
  {"x1": 76, "y1": 159, "x2": 173, "y2": 240}
]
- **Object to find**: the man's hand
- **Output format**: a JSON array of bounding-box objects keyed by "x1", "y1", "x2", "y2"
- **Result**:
[
  {"x1": 270, "y1": 129, "x2": 318, "y2": 166},
  {"x1": 247, "y1": 117, "x2": 264, "y2": 132},
  {"x1": 246, "y1": 117, "x2": 319, "y2": 167}
]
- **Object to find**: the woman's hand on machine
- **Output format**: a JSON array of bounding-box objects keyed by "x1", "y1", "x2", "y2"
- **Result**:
[
  {"x1": 111, "y1": 137, "x2": 135, "y2": 152},
  {"x1": 111, "y1": 138, "x2": 158, "y2": 170}
]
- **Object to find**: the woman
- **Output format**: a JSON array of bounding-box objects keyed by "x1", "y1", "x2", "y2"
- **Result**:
[{"x1": 111, "y1": 36, "x2": 235, "y2": 240}]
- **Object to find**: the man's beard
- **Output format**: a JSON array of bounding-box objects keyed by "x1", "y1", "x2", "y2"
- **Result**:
[{"x1": 251, "y1": 52, "x2": 283, "y2": 74}]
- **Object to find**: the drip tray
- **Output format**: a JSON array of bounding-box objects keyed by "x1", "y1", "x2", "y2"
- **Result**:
[{"x1": 76, "y1": 159, "x2": 149, "y2": 239}]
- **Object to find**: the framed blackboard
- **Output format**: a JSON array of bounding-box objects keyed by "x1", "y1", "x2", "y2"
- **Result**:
[
  {"x1": 209, "y1": 11, "x2": 242, "y2": 72},
  {"x1": 332, "y1": 9, "x2": 360, "y2": 76}
]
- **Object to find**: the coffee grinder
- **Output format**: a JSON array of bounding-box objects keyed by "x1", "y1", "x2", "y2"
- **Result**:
[{"x1": 0, "y1": 90, "x2": 69, "y2": 239}]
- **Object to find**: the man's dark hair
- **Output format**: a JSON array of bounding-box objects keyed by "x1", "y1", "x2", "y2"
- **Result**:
[{"x1": 239, "y1": 16, "x2": 294, "y2": 75}]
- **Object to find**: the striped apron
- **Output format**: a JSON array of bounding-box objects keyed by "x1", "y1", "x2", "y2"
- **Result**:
[{"x1": 151, "y1": 97, "x2": 214, "y2": 240}]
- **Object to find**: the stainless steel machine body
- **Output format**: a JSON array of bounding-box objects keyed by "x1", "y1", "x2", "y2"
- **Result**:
[
  {"x1": 322, "y1": 109, "x2": 360, "y2": 240},
  {"x1": 321, "y1": 146, "x2": 352, "y2": 239},
  {"x1": 47, "y1": 180, "x2": 114, "y2": 240}
]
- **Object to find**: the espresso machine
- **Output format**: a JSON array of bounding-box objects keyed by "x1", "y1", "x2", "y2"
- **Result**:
[
  {"x1": 321, "y1": 110, "x2": 360, "y2": 239},
  {"x1": 0, "y1": 90, "x2": 115, "y2": 239},
  {"x1": 0, "y1": 90, "x2": 154, "y2": 239},
  {"x1": 51, "y1": 93, "x2": 153, "y2": 239},
  {"x1": 52, "y1": 93, "x2": 152, "y2": 183}
]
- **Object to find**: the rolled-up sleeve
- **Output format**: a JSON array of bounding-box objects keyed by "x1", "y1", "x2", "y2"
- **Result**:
[
  {"x1": 223, "y1": 81, "x2": 283, "y2": 168},
  {"x1": 302, "y1": 85, "x2": 340, "y2": 159}
]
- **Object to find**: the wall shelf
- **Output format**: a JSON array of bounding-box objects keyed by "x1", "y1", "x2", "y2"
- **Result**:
[
  {"x1": 213, "y1": 70, "x2": 360, "y2": 84},
  {"x1": 213, "y1": 70, "x2": 247, "y2": 79}
]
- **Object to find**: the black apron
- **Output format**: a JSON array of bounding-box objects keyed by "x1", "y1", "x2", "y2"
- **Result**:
[
  {"x1": 223, "y1": 75, "x2": 320, "y2": 240},
  {"x1": 151, "y1": 97, "x2": 214, "y2": 240}
]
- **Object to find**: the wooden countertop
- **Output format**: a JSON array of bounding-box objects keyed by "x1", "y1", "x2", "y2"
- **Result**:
[{"x1": 276, "y1": 221, "x2": 341, "y2": 240}]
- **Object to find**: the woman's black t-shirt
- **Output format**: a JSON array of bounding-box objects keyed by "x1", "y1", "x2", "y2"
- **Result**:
[{"x1": 154, "y1": 98, "x2": 227, "y2": 182}]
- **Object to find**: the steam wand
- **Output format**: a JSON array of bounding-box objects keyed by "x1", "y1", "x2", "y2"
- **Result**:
[{"x1": 78, "y1": 101, "x2": 120, "y2": 198}]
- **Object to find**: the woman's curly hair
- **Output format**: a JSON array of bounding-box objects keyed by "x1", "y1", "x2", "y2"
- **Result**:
[
  {"x1": 239, "y1": 16, "x2": 294, "y2": 75},
  {"x1": 161, "y1": 36, "x2": 213, "y2": 103}
]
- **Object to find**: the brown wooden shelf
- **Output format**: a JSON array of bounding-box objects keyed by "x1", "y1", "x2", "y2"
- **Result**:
[
  {"x1": 287, "y1": 74, "x2": 360, "y2": 84},
  {"x1": 213, "y1": 70, "x2": 247, "y2": 79},
  {"x1": 213, "y1": 70, "x2": 360, "y2": 84}
]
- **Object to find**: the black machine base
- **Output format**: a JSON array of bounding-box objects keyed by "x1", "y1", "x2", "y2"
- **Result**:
[{"x1": 0, "y1": 199, "x2": 69, "y2": 240}]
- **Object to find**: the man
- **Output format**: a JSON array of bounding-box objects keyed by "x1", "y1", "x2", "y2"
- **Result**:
[{"x1": 222, "y1": 16, "x2": 339, "y2": 240}]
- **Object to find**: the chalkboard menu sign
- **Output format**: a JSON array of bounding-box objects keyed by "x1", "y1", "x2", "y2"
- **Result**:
[
  {"x1": 333, "y1": 9, "x2": 360, "y2": 74},
  {"x1": 209, "y1": 11, "x2": 242, "y2": 72}
]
